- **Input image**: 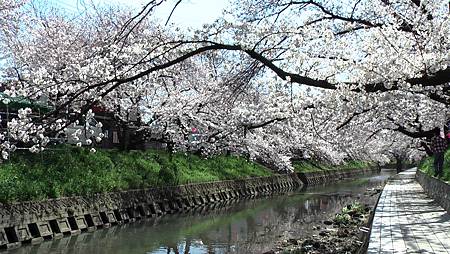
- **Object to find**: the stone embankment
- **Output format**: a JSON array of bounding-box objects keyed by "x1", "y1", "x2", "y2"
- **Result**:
[
  {"x1": 0, "y1": 167, "x2": 378, "y2": 250},
  {"x1": 416, "y1": 169, "x2": 450, "y2": 212},
  {"x1": 0, "y1": 174, "x2": 301, "y2": 249}
]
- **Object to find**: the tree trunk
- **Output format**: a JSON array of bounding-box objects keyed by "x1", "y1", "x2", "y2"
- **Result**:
[
  {"x1": 395, "y1": 156, "x2": 403, "y2": 173},
  {"x1": 120, "y1": 125, "x2": 130, "y2": 150}
]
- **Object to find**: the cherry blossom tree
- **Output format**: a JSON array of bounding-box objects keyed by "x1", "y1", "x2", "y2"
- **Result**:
[{"x1": 0, "y1": 0, "x2": 448, "y2": 170}]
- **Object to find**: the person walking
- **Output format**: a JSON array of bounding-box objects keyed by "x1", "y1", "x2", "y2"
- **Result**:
[{"x1": 430, "y1": 127, "x2": 448, "y2": 177}]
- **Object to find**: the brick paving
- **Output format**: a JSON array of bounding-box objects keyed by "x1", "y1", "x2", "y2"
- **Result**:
[{"x1": 368, "y1": 168, "x2": 450, "y2": 254}]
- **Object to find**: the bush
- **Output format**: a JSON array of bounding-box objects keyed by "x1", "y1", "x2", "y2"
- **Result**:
[
  {"x1": 419, "y1": 149, "x2": 450, "y2": 181},
  {"x1": 334, "y1": 202, "x2": 365, "y2": 225},
  {"x1": 0, "y1": 145, "x2": 272, "y2": 203}
]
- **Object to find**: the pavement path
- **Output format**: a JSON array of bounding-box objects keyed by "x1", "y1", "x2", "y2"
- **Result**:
[{"x1": 368, "y1": 168, "x2": 450, "y2": 254}]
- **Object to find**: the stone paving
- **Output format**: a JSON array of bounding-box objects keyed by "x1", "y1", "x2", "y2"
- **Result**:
[{"x1": 368, "y1": 168, "x2": 450, "y2": 254}]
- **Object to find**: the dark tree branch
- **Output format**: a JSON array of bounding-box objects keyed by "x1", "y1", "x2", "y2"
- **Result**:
[
  {"x1": 35, "y1": 40, "x2": 449, "y2": 126},
  {"x1": 336, "y1": 107, "x2": 375, "y2": 131},
  {"x1": 386, "y1": 116, "x2": 435, "y2": 138},
  {"x1": 245, "y1": 117, "x2": 287, "y2": 130},
  {"x1": 114, "y1": 0, "x2": 165, "y2": 43},
  {"x1": 350, "y1": 0, "x2": 363, "y2": 19},
  {"x1": 366, "y1": 128, "x2": 383, "y2": 141},
  {"x1": 164, "y1": 0, "x2": 182, "y2": 26}
]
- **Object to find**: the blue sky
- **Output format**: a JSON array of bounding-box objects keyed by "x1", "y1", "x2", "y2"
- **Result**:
[{"x1": 48, "y1": 0, "x2": 229, "y2": 28}]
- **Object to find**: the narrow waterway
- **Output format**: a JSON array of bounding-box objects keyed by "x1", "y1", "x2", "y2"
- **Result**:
[{"x1": 6, "y1": 169, "x2": 395, "y2": 254}]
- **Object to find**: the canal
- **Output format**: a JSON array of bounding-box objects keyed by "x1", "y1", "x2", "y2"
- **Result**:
[{"x1": 5, "y1": 169, "x2": 395, "y2": 254}]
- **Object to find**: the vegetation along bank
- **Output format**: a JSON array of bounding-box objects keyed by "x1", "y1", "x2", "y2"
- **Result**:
[
  {"x1": 0, "y1": 146, "x2": 375, "y2": 203},
  {"x1": 419, "y1": 149, "x2": 450, "y2": 182}
]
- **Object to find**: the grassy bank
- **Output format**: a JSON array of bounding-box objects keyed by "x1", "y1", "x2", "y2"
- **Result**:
[
  {"x1": 0, "y1": 146, "x2": 271, "y2": 203},
  {"x1": 293, "y1": 160, "x2": 373, "y2": 173},
  {"x1": 418, "y1": 149, "x2": 450, "y2": 181}
]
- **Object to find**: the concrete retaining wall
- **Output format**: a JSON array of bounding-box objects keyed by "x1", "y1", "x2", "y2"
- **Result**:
[
  {"x1": 297, "y1": 167, "x2": 379, "y2": 186},
  {"x1": 0, "y1": 167, "x2": 379, "y2": 250},
  {"x1": 0, "y1": 174, "x2": 302, "y2": 249},
  {"x1": 416, "y1": 170, "x2": 450, "y2": 212}
]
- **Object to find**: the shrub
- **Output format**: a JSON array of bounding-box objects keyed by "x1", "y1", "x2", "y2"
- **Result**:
[
  {"x1": 334, "y1": 202, "x2": 365, "y2": 225},
  {"x1": 158, "y1": 162, "x2": 179, "y2": 186},
  {"x1": 0, "y1": 145, "x2": 272, "y2": 203},
  {"x1": 419, "y1": 149, "x2": 450, "y2": 181}
]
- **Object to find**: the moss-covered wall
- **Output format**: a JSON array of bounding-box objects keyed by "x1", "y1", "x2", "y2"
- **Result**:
[{"x1": 0, "y1": 173, "x2": 301, "y2": 249}]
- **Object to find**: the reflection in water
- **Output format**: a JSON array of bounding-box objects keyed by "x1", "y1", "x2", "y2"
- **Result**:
[{"x1": 5, "y1": 169, "x2": 395, "y2": 254}]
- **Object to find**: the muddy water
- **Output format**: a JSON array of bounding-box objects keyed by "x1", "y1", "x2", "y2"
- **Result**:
[{"x1": 6, "y1": 169, "x2": 395, "y2": 254}]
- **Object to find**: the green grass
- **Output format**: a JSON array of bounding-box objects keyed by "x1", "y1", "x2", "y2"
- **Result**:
[
  {"x1": 292, "y1": 160, "x2": 372, "y2": 173},
  {"x1": 418, "y1": 149, "x2": 450, "y2": 181},
  {"x1": 334, "y1": 201, "x2": 365, "y2": 225},
  {"x1": 0, "y1": 146, "x2": 272, "y2": 203}
]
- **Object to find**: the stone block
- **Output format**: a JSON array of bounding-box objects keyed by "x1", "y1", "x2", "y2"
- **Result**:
[
  {"x1": 36, "y1": 221, "x2": 53, "y2": 238},
  {"x1": 126, "y1": 207, "x2": 140, "y2": 219},
  {"x1": 165, "y1": 201, "x2": 175, "y2": 213},
  {"x1": 117, "y1": 209, "x2": 130, "y2": 222},
  {"x1": 30, "y1": 237, "x2": 44, "y2": 245},
  {"x1": 100, "y1": 211, "x2": 117, "y2": 225},
  {"x1": 0, "y1": 228, "x2": 8, "y2": 246},
  {"x1": 175, "y1": 199, "x2": 185, "y2": 210},
  {"x1": 89, "y1": 213, "x2": 104, "y2": 227},
  {"x1": 75, "y1": 216, "x2": 88, "y2": 230},
  {"x1": 137, "y1": 205, "x2": 151, "y2": 217},
  {"x1": 192, "y1": 197, "x2": 202, "y2": 206},
  {"x1": 2, "y1": 242, "x2": 21, "y2": 249},
  {"x1": 179, "y1": 198, "x2": 189, "y2": 208},
  {"x1": 206, "y1": 195, "x2": 215, "y2": 203},
  {"x1": 53, "y1": 218, "x2": 72, "y2": 235},
  {"x1": 157, "y1": 201, "x2": 170, "y2": 213},
  {"x1": 148, "y1": 203, "x2": 162, "y2": 215},
  {"x1": 214, "y1": 192, "x2": 222, "y2": 200},
  {"x1": 66, "y1": 216, "x2": 86, "y2": 234},
  {"x1": 16, "y1": 225, "x2": 32, "y2": 242}
]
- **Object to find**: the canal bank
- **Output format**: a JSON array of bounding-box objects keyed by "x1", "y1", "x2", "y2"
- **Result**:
[
  {"x1": 0, "y1": 174, "x2": 301, "y2": 250},
  {"x1": 0, "y1": 166, "x2": 379, "y2": 250},
  {"x1": 2, "y1": 169, "x2": 393, "y2": 254},
  {"x1": 416, "y1": 169, "x2": 450, "y2": 213}
]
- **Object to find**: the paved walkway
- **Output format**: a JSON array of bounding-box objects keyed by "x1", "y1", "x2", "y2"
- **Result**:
[{"x1": 368, "y1": 168, "x2": 450, "y2": 254}]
